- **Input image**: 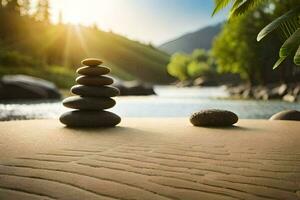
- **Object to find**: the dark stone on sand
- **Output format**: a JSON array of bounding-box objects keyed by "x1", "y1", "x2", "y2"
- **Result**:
[
  {"x1": 81, "y1": 58, "x2": 103, "y2": 66},
  {"x1": 76, "y1": 66, "x2": 110, "y2": 76},
  {"x1": 190, "y1": 109, "x2": 238, "y2": 127},
  {"x1": 63, "y1": 96, "x2": 116, "y2": 110},
  {"x1": 270, "y1": 110, "x2": 300, "y2": 121},
  {"x1": 71, "y1": 85, "x2": 120, "y2": 97},
  {"x1": 76, "y1": 75, "x2": 113, "y2": 86},
  {"x1": 59, "y1": 110, "x2": 121, "y2": 127}
]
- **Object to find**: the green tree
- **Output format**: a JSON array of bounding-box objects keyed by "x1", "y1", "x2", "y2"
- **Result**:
[
  {"x1": 167, "y1": 53, "x2": 191, "y2": 80},
  {"x1": 35, "y1": 0, "x2": 50, "y2": 22},
  {"x1": 212, "y1": 0, "x2": 300, "y2": 69},
  {"x1": 192, "y1": 49, "x2": 208, "y2": 62},
  {"x1": 6, "y1": 0, "x2": 21, "y2": 15},
  {"x1": 187, "y1": 61, "x2": 210, "y2": 78},
  {"x1": 19, "y1": 0, "x2": 30, "y2": 16},
  {"x1": 167, "y1": 49, "x2": 216, "y2": 81}
]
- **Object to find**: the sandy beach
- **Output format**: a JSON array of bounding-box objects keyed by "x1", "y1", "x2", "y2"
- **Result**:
[{"x1": 0, "y1": 118, "x2": 299, "y2": 199}]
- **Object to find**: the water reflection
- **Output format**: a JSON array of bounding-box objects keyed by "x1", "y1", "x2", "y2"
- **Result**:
[{"x1": 0, "y1": 87, "x2": 299, "y2": 121}]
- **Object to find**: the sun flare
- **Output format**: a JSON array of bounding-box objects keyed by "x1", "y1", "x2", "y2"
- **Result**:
[{"x1": 52, "y1": 0, "x2": 118, "y2": 26}]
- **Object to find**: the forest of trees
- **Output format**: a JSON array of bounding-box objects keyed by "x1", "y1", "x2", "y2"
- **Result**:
[
  {"x1": 213, "y1": 0, "x2": 300, "y2": 85},
  {"x1": 167, "y1": 0, "x2": 300, "y2": 85},
  {"x1": 0, "y1": 0, "x2": 172, "y2": 88},
  {"x1": 1, "y1": 0, "x2": 299, "y2": 88},
  {"x1": 167, "y1": 49, "x2": 216, "y2": 81}
]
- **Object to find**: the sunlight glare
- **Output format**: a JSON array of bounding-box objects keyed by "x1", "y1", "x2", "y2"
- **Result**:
[{"x1": 51, "y1": 0, "x2": 119, "y2": 27}]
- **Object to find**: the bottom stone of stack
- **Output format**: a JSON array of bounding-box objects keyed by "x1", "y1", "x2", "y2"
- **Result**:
[{"x1": 60, "y1": 110, "x2": 121, "y2": 127}]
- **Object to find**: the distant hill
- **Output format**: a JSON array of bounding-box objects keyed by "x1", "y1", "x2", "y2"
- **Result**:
[
  {"x1": 0, "y1": 14, "x2": 173, "y2": 87},
  {"x1": 77, "y1": 28, "x2": 173, "y2": 84},
  {"x1": 159, "y1": 23, "x2": 222, "y2": 54}
]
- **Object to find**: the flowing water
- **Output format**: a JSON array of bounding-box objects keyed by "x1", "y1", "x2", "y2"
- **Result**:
[{"x1": 1, "y1": 86, "x2": 300, "y2": 121}]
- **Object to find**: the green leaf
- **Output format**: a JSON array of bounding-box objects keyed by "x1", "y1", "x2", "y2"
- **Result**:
[
  {"x1": 273, "y1": 57, "x2": 286, "y2": 69},
  {"x1": 257, "y1": 6, "x2": 300, "y2": 41},
  {"x1": 273, "y1": 29, "x2": 300, "y2": 69},
  {"x1": 279, "y1": 28, "x2": 300, "y2": 58},
  {"x1": 212, "y1": 0, "x2": 233, "y2": 16},
  {"x1": 230, "y1": 0, "x2": 243, "y2": 12},
  {"x1": 294, "y1": 45, "x2": 300, "y2": 65},
  {"x1": 231, "y1": 0, "x2": 262, "y2": 17}
]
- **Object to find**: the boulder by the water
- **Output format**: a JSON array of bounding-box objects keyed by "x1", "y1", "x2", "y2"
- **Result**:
[
  {"x1": 226, "y1": 83, "x2": 300, "y2": 101},
  {"x1": 0, "y1": 75, "x2": 61, "y2": 100},
  {"x1": 190, "y1": 109, "x2": 238, "y2": 127},
  {"x1": 270, "y1": 110, "x2": 300, "y2": 121},
  {"x1": 113, "y1": 80, "x2": 155, "y2": 96},
  {"x1": 193, "y1": 77, "x2": 218, "y2": 87}
]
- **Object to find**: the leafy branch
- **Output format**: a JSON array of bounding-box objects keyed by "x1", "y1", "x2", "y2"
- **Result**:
[{"x1": 212, "y1": 0, "x2": 300, "y2": 69}]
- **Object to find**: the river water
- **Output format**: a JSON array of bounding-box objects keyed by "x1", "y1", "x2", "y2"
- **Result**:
[{"x1": 0, "y1": 86, "x2": 299, "y2": 121}]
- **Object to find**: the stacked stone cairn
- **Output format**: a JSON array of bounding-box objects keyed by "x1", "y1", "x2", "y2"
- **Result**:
[{"x1": 60, "y1": 58, "x2": 121, "y2": 127}]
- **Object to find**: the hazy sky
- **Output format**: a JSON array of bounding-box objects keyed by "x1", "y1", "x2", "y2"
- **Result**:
[{"x1": 49, "y1": 0, "x2": 227, "y2": 45}]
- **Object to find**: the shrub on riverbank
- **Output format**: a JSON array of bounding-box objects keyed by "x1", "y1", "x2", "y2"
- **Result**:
[{"x1": 167, "y1": 49, "x2": 217, "y2": 81}]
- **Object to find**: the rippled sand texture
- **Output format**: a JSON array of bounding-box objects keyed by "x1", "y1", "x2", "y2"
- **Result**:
[{"x1": 0, "y1": 119, "x2": 300, "y2": 200}]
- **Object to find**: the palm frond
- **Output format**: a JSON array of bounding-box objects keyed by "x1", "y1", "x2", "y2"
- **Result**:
[
  {"x1": 212, "y1": 0, "x2": 233, "y2": 16},
  {"x1": 279, "y1": 28, "x2": 300, "y2": 58},
  {"x1": 230, "y1": 0, "x2": 243, "y2": 11},
  {"x1": 257, "y1": 6, "x2": 300, "y2": 41},
  {"x1": 231, "y1": 0, "x2": 262, "y2": 17},
  {"x1": 294, "y1": 45, "x2": 300, "y2": 65},
  {"x1": 273, "y1": 28, "x2": 300, "y2": 69},
  {"x1": 273, "y1": 57, "x2": 286, "y2": 69}
]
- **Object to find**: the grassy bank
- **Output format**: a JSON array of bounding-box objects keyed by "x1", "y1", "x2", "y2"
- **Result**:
[{"x1": 0, "y1": 11, "x2": 173, "y2": 86}]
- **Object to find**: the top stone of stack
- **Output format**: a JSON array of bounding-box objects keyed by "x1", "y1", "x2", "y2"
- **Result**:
[
  {"x1": 81, "y1": 58, "x2": 103, "y2": 66},
  {"x1": 77, "y1": 58, "x2": 110, "y2": 76}
]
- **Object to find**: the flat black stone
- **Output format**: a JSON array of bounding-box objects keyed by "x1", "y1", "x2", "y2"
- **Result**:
[
  {"x1": 71, "y1": 85, "x2": 120, "y2": 97},
  {"x1": 59, "y1": 110, "x2": 121, "y2": 127},
  {"x1": 190, "y1": 109, "x2": 238, "y2": 127},
  {"x1": 63, "y1": 96, "x2": 116, "y2": 110},
  {"x1": 76, "y1": 66, "x2": 110, "y2": 76},
  {"x1": 76, "y1": 75, "x2": 114, "y2": 86}
]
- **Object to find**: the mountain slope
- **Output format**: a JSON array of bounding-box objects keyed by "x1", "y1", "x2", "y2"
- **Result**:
[
  {"x1": 159, "y1": 23, "x2": 222, "y2": 54},
  {"x1": 0, "y1": 15, "x2": 173, "y2": 86},
  {"x1": 53, "y1": 26, "x2": 173, "y2": 84}
]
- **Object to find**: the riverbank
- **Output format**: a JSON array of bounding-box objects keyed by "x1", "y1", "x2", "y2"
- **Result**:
[
  {"x1": 0, "y1": 118, "x2": 299, "y2": 199},
  {"x1": 1, "y1": 87, "x2": 300, "y2": 121},
  {"x1": 226, "y1": 83, "x2": 300, "y2": 102}
]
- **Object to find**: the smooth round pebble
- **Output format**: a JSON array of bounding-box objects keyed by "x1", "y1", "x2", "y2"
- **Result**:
[
  {"x1": 76, "y1": 75, "x2": 113, "y2": 86},
  {"x1": 81, "y1": 58, "x2": 103, "y2": 66},
  {"x1": 63, "y1": 96, "x2": 116, "y2": 110},
  {"x1": 190, "y1": 109, "x2": 238, "y2": 127},
  {"x1": 270, "y1": 110, "x2": 300, "y2": 121},
  {"x1": 76, "y1": 66, "x2": 110, "y2": 76},
  {"x1": 60, "y1": 110, "x2": 121, "y2": 127},
  {"x1": 71, "y1": 85, "x2": 120, "y2": 97}
]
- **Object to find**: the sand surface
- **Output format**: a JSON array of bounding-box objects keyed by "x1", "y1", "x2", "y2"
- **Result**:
[{"x1": 0, "y1": 118, "x2": 300, "y2": 200}]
